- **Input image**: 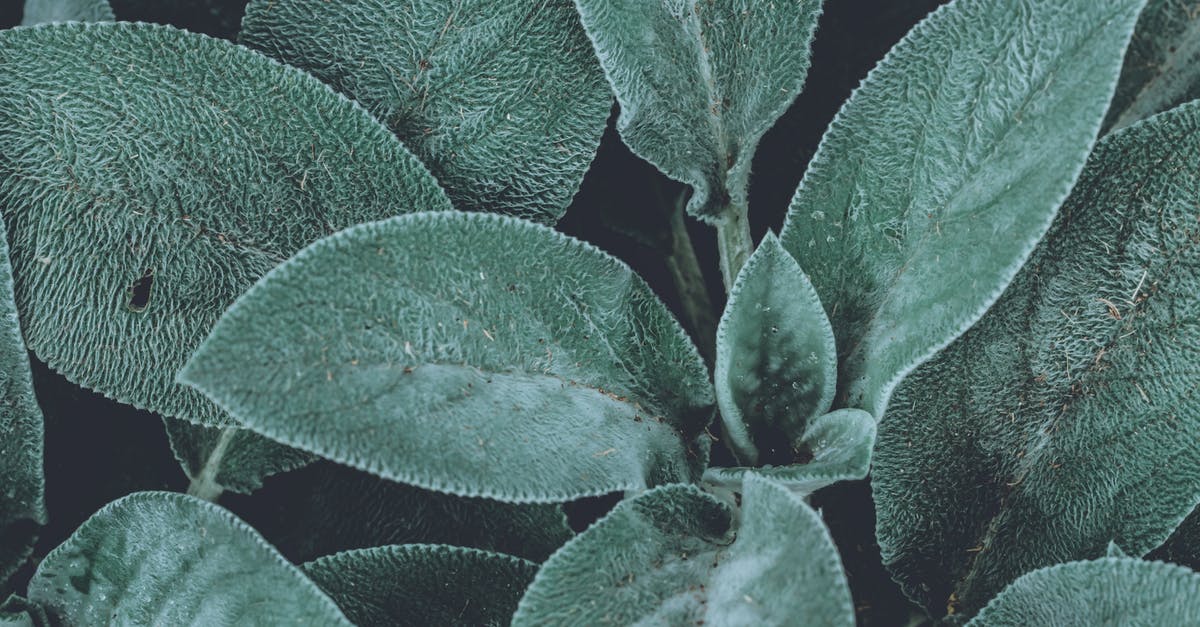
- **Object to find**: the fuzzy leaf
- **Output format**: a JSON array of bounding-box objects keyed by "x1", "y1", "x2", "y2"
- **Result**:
[
  {"x1": 164, "y1": 419, "x2": 314, "y2": 499},
  {"x1": 1105, "y1": 0, "x2": 1200, "y2": 132},
  {"x1": 779, "y1": 0, "x2": 1146, "y2": 418},
  {"x1": 240, "y1": 0, "x2": 610, "y2": 223},
  {"x1": 572, "y1": 0, "x2": 823, "y2": 221},
  {"x1": 304, "y1": 545, "x2": 535, "y2": 627},
  {"x1": 26, "y1": 492, "x2": 350, "y2": 625},
  {"x1": 22, "y1": 0, "x2": 113, "y2": 24},
  {"x1": 181, "y1": 211, "x2": 713, "y2": 502},
  {"x1": 0, "y1": 22, "x2": 451, "y2": 427},
  {"x1": 873, "y1": 100, "x2": 1200, "y2": 618},
  {"x1": 715, "y1": 233, "x2": 836, "y2": 465},
  {"x1": 512, "y1": 475, "x2": 853, "y2": 625},
  {"x1": 966, "y1": 558, "x2": 1200, "y2": 626}
]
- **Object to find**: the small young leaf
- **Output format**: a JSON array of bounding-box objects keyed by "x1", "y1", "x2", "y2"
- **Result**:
[
  {"x1": 779, "y1": 0, "x2": 1146, "y2": 418},
  {"x1": 304, "y1": 545, "x2": 535, "y2": 627},
  {"x1": 1106, "y1": 542, "x2": 1129, "y2": 558},
  {"x1": 0, "y1": 22, "x2": 451, "y2": 428},
  {"x1": 1104, "y1": 0, "x2": 1200, "y2": 132},
  {"x1": 873, "y1": 100, "x2": 1200, "y2": 617},
  {"x1": 21, "y1": 0, "x2": 113, "y2": 24},
  {"x1": 26, "y1": 492, "x2": 351, "y2": 625},
  {"x1": 572, "y1": 0, "x2": 823, "y2": 221},
  {"x1": 966, "y1": 558, "x2": 1200, "y2": 626},
  {"x1": 715, "y1": 233, "x2": 836, "y2": 465},
  {"x1": 241, "y1": 0, "x2": 611, "y2": 223},
  {"x1": 164, "y1": 419, "x2": 314, "y2": 499},
  {"x1": 181, "y1": 212, "x2": 713, "y2": 503},
  {"x1": 512, "y1": 475, "x2": 853, "y2": 626}
]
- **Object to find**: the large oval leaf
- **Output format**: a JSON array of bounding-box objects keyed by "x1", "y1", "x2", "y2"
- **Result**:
[
  {"x1": 873, "y1": 100, "x2": 1200, "y2": 618},
  {"x1": 26, "y1": 492, "x2": 351, "y2": 625},
  {"x1": 0, "y1": 22, "x2": 451, "y2": 427},
  {"x1": 779, "y1": 0, "x2": 1146, "y2": 418},
  {"x1": 22, "y1": 0, "x2": 112, "y2": 24},
  {"x1": 241, "y1": 0, "x2": 610, "y2": 223},
  {"x1": 181, "y1": 211, "x2": 713, "y2": 502},
  {"x1": 1104, "y1": 0, "x2": 1200, "y2": 132}
]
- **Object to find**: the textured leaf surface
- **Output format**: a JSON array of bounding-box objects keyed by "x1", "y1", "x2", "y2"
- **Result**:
[
  {"x1": 22, "y1": 0, "x2": 113, "y2": 24},
  {"x1": 305, "y1": 545, "x2": 535, "y2": 627},
  {"x1": 165, "y1": 419, "x2": 313, "y2": 498},
  {"x1": 1105, "y1": 0, "x2": 1200, "y2": 132},
  {"x1": 779, "y1": 0, "x2": 1145, "y2": 417},
  {"x1": 715, "y1": 233, "x2": 835, "y2": 465},
  {"x1": 0, "y1": 22, "x2": 451, "y2": 427},
  {"x1": 182, "y1": 212, "x2": 713, "y2": 502},
  {"x1": 241, "y1": 0, "x2": 610, "y2": 223},
  {"x1": 513, "y1": 476, "x2": 853, "y2": 625},
  {"x1": 873, "y1": 100, "x2": 1200, "y2": 618},
  {"x1": 572, "y1": 0, "x2": 822, "y2": 221},
  {"x1": 967, "y1": 558, "x2": 1200, "y2": 626},
  {"x1": 26, "y1": 492, "x2": 350, "y2": 625}
]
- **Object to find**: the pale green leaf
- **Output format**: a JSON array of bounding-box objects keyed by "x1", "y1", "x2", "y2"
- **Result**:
[
  {"x1": 779, "y1": 0, "x2": 1146, "y2": 418},
  {"x1": 512, "y1": 475, "x2": 853, "y2": 626},
  {"x1": 0, "y1": 22, "x2": 451, "y2": 427},
  {"x1": 873, "y1": 100, "x2": 1200, "y2": 618},
  {"x1": 22, "y1": 0, "x2": 113, "y2": 24},
  {"x1": 715, "y1": 233, "x2": 836, "y2": 465},
  {"x1": 572, "y1": 0, "x2": 822, "y2": 221},
  {"x1": 181, "y1": 211, "x2": 713, "y2": 502},
  {"x1": 26, "y1": 492, "x2": 351, "y2": 625},
  {"x1": 1105, "y1": 0, "x2": 1200, "y2": 132},
  {"x1": 240, "y1": 0, "x2": 610, "y2": 223},
  {"x1": 164, "y1": 419, "x2": 314, "y2": 499},
  {"x1": 966, "y1": 558, "x2": 1200, "y2": 626},
  {"x1": 304, "y1": 545, "x2": 535, "y2": 627}
]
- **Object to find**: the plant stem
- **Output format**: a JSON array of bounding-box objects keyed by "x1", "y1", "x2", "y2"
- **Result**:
[
  {"x1": 186, "y1": 427, "x2": 233, "y2": 502},
  {"x1": 716, "y1": 202, "x2": 753, "y2": 292},
  {"x1": 665, "y1": 200, "x2": 717, "y2": 363}
]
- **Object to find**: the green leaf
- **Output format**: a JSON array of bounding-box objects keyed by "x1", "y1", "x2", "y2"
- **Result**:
[
  {"x1": 0, "y1": 597, "x2": 43, "y2": 627},
  {"x1": 873, "y1": 99, "x2": 1200, "y2": 618},
  {"x1": 22, "y1": 0, "x2": 113, "y2": 24},
  {"x1": 240, "y1": 0, "x2": 610, "y2": 224},
  {"x1": 26, "y1": 492, "x2": 351, "y2": 625},
  {"x1": 704, "y1": 408, "x2": 875, "y2": 496},
  {"x1": 1104, "y1": 0, "x2": 1200, "y2": 132},
  {"x1": 181, "y1": 211, "x2": 713, "y2": 502},
  {"x1": 966, "y1": 558, "x2": 1200, "y2": 626},
  {"x1": 0, "y1": 22, "x2": 451, "y2": 428},
  {"x1": 164, "y1": 419, "x2": 314, "y2": 499},
  {"x1": 715, "y1": 233, "x2": 836, "y2": 465},
  {"x1": 779, "y1": 0, "x2": 1146, "y2": 418},
  {"x1": 304, "y1": 545, "x2": 535, "y2": 627},
  {"x1": 572, "y1": 0, "x2": 823, "y2": 221},
  {"x1": 235, "y1": 461, "x2": 573, "y2": 564},
  {"x1": 512, "y1": 475, "x2": 853, "y2": 625},
  {"x1": 1148, "y1": 504, "x2": 1200, "y2": 571}
]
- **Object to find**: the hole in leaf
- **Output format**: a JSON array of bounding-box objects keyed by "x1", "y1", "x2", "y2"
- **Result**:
[{"x1": 126, "y1": 268, "x2": 154, "y2": 312}]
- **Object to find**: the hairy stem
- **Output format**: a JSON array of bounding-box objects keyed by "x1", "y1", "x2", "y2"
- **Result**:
[
  {"x1": 716, "y1": 202, "x2": 754, "y2": 292},
  {"x1": 665, "y1": 199, "x2": 718, "y2": 363},
  {"x1": 185, "y1": 427, "x2": 233, "y2": 502}
]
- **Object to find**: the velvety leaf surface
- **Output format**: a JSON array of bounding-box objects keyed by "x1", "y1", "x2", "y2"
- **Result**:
[
  {"x1": 26, "y1": 492, "x2": 350, "y2": 625},
  {"x1": 715, "y1": 233, "x2": 836, "y2": 465},
  {"x1": 164, "y1": 419, "x2": 313, "y2": 499},
  {"x1": 0, "y1": 22, "x2": 451, "y2": 427},
  {"x1": 512, "y1": 476, "x2": 853, "y2": 625},
  {"x1": 572, "y1": 0, "x2": 822, "y2": 221},
  {"x1": 966, "y1": 558, "x2": 1200, "y2": 626},
  {"x1": 779, "y1": 0, "x2": 1145, "y2": 417},
  {"x1": 1104, "y1": 0, "x2": 1200, "y2": 132},
  {"x1": 241, "y1": 0, "x2": 610, "y2": 223},
  {"x1": 182, "y1": 211, "x2": 713, "y2": 502},
  {"x1": 21, "y1": 0, "x2": 113, "y2": 24},
  {"x1": 304, "y1": 545, "x2": 535, "y2": 627},
  {"x1": 874, "y1": 100, "x2": 1200, "y2": 618}
]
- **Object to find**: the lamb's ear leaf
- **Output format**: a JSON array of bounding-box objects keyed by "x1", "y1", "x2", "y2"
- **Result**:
[
  {"x1": 164, "y1": 419, "x2": 314, "y2": 499},
  {"x1": 26, "y1": 492, "x2": 351, "y2": 625},
  {"x1": 1105, "y1": 0, "x2": 1200, "y2": 132},
  {"x1": 233, "y1": 461, "x2": 572, "y2": 564},
  {"x1": 715, "y1": 233, "x2": 836, "y2": 465},
  {"x1": 966, "y1": 558, "x2": 1200, "y2": 626},
  {"x1": 571, "y1": 0, "x2": 823, "y2": 222},
  {"x1": 304, "y1": 545, "x2": 535, "y2": 627},
  {"x1": 240, "y1": 0, "x2": 610, "y2": 224},
  {"x1": 873, "y1": 100, "x2": 1200, "y2": 619},
  {"x1": 779, "y1": 0, "x2": 1146, "y2": 418},
  {"x1": 1106, "y1": 542, "x2": 1129, "y2": 558},
  {"x1": 0, "y1": 22, "x2": 451, "y2": 428},
  {"x1": 21, "y1": 0, "x2": 113, "y2": 24},
  {"x1": 704, "y1": 408, "x2": 875, "y2": 496},
  {"x1": 512, "y1": 475, "x2": 853, "y2": 625},
  {"x1": 0, "y1": 596, "x2": 43, "y2": 627},
  {"x1": 180, "y1": 211, "x2": 713, "y2": 503}
]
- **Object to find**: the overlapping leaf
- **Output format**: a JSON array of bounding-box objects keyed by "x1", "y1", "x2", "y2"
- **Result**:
[
  {"x1": 21, "y1": 0, "x2": 112, "y2": 24},
  {"x1": 1104, "y1": 0, "x2": 1200, "y2": 132},
  {"x1": 164, "y1": 419, "x2": 313, "y2": 499}
]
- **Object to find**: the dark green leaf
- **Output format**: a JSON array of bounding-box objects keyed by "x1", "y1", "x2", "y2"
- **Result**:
[
  {"x1": 779, "y1": 0, "x2": 1146, "y2": 417},
  {"x1": 0, "y1": 596, "x2": 43, "y2": 627},
  {"x1": 1148, "y1": 504, "x2": 1200, "y2": 571},
  {"x1": 241, "y1": 0, "x2": 610, "y2": 223},
  {"x1": 1104, "y1": 0, "x2": 1200, "y2": 132},
  {"x1": 22, "y1": 0, "x2": 113, "y2": 24},
  {"x1": 164, "y1": 419, "x2": 313, "y2": 499},
  {"x1": 0, "y1": 22, "x2": 451, "y2": 427}
]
